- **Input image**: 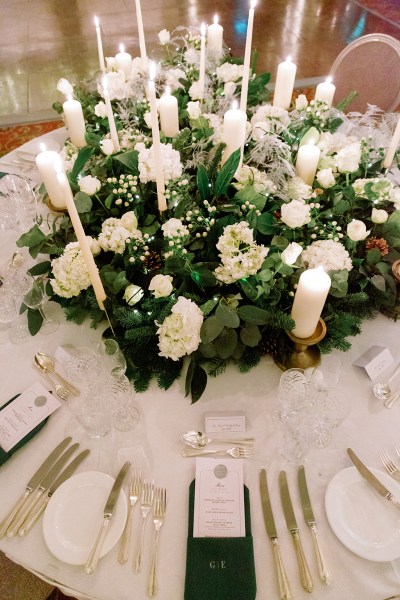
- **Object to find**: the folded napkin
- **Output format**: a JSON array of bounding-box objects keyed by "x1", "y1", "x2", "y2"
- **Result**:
[
  {"x1": 0, "y1": 394, "x2": 48, "y2": 467},
  {"x1": 184, "y1": 479, "x2": 257, "y2": 600}
]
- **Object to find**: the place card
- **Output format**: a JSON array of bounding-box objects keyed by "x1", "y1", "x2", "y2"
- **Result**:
[
  {"x1": 353, "y1": 345, "x2": 394, "y2": 380},
  {"x1": 204, "y1": 411, "x2": 246, "y2": 434},
  {"x1": 0, "y1": 382, "x2": 61, "y2": 452},
  {"x1": 193, "y1": 457, "x2": 245, "y2": 538}
]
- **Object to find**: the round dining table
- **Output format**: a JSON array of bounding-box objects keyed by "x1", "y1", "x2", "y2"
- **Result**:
[{"x1": 1, "y1": 130, "x2": 400, "y2": 600}]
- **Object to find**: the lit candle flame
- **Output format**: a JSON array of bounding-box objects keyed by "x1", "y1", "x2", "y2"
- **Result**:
[
  {"x1": 119, "y1": 43, "x2": 125, "y2": 53},
  {"x1": 286, "y1": 56, "x2": 292, "y2": 62},
  {"x1": 201, "y1": 23, "x2": 206, "y2": 36},
  {"x1": 250, "y1": 0, "x2": 257, "y2": 9},
  {"x1": 94, "y1": 15, "x2": 100, "y2": 27}
]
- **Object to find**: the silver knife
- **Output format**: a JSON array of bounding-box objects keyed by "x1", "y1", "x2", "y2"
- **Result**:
[
  {"x1": 347, "y1": 448, "x2": 400, "y2": 509},
  {"x1": 85, "y1": 461, "x2": 131, "y2": 574},
  {"x1": 298, "y1": 465, "x2": 330, "y2": 585},
  {"x1": 279, "y1": 471, "x2": 314, "y2": 593},
  {"x1": 0, "y1": 436, "x2": 72, "y2": 539},
  {"x1": 18, "y1": 449, "x2": 91, "y2": 536},
  {"x1": 8, "y1": 442, "x2": 80, "y2": 537},
  {"x1": 260, "y1": 469, "x2": 292, "y2": 600}
]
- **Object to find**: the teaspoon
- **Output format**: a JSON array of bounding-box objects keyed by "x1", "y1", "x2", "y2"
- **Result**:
[
  {"x1": 34, "y1": 352, "x2": 80, "y2": 396},
  {"x1": 373, "y1": 363, "x2": 400, "y2": 401},
  {"x1": 181, "y1": 430, "x2": 254, "y2": 448}
]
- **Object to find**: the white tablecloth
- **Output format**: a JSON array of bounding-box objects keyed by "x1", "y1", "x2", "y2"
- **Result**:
[{"x1": 1, "y1": 132, "x2": 400, "y2": 600}]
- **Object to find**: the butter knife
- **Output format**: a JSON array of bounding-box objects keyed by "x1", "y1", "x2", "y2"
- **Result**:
[
  {"x1": 347, "y1": 448, "x2": 400, "y2": 509},
  {"x1": 18, "y1": 449, "x2": 90, "y2": 536},
  {"x1": 260, "y1": 469, "x2": 292, "y2": 600},
  {"x1": 10, "y1": 442, "x2": 80, "y2": 536},
  {"x1": 85, "y1": 461, "x2": 131, "y2": 574},
  {"x1": 0, "y1": 436, "x2": 72, "y2": 539},
  {"x1": 279, "y1": 471, "x2": 314, "y2": 593},
  {"x1": 298, "y1": 465, "x2": 330, "y2": 585}
]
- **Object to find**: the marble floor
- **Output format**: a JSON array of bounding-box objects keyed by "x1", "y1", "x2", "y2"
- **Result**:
[{"x1": 0, "y1": 0, "x2": 399, "y2": 126}]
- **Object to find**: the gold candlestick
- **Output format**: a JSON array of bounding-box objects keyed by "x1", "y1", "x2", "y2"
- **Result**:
[{"x1": 284, "y1": 318, "x2": 327, "y2": 370}]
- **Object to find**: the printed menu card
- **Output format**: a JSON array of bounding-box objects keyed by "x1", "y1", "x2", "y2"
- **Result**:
[{"x1": 193, "y1": 457, "x2": 245, "y2": 538}]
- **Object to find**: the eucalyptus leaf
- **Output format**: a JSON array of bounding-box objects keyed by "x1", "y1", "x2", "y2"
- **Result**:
[
  {"x1": 240, "y1": 323, "x2": 261, "y2": 347},
  {"x1": 237, "y1": 305, "x2": 271, "y2": 325},
  {"x1": 215, "y1": 303, "x2": 240, "y2": 328},
  {"x1": 215, "y1": 328, "x2": 237, "y2": 358},
  {"x1": 74, "y1": 191, "x2": 92, "y2": 213},
  {"x1": 201, "y1": 315, "x2": 224, "y2": 343},
  {"x1": 371, "y1": 274, "x2": 386, "y2": 292}
]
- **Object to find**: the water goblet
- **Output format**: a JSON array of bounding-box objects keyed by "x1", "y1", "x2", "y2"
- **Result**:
[
  {"x1": 94, "y1": 374, "x2": 140, "y2": 432},
  {"x1": 22, "y1": 275, "x2": 59, "y2": 334},
  {"x1": 97, "y1": 338, "x2": 127, "y2": 377},
  {"x1": 65, "y1": 346, "x2": 102, "y2": 390},
  {"x1": 67, "y1": 389, "x2": 112, "y2": 439}
]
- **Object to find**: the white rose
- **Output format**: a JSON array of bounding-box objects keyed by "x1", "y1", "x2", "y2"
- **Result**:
[
  {"x1": 336, "y1": 142, "x2": 361, "y2": 173},
  {"x1": 158, "y1": 29, "x2": 170, "y2": 44},
  {"x1": 390, "y1": 187, "x2": 400, "y2": 210},
  {"x1": 105, "y1": 56, "x2": 117, "y2": 70},
  {"x1": 371, "y1": 208, "x2": 389, "y2": 224},
  {"x1": 78, "y1": 175, "x2": 101, "y2": 195},
  {"x1": 281, "y1": 242, "x2": 303, "y2": 265},
  {"x1": 94, "y1": 101, "x2": 108, "y2": 118},
  {"x1": 120, "y1": 211, "x2": 138, "y2": 232},
  {"x1": 188, "y1": 80, "x2": 204, "y2": 100},
  {"x1": 187, "y1": 101, "x2": 201, "y2": 120},
  {"x1": 295, "y1": 94, "x2": 308, "y2": 110},
  {"x1": 100, "y1": 138, "x2": 115, "y2": 156},
  {"x1": 57, "y1": 78, "x2": 74, "y2": 96},
  {"x1": 123, "y1": 284, "x2": 144, "y2": 306},
  {"x1": 281, "y1": 200, "x2": 311, "y2": 228},
  {"x1": 316, "y1": 168, "x2": 335, "y2": 188},
  {"x1": 347, "y1": 219, "x2": 370, "y2": 241},
  {"x1": 143, "y1": 111, "x2": 152, "y2": 128},
  {"x1": 224, "y1": 81, "x2": 237, "y2": 98},
  {"x1": 149, "y1": 274, "x2": 173, "y2": 298}
]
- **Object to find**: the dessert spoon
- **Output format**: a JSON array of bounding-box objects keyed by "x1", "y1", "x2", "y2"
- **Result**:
[{"x1": 34, "y1": 352, "x2": 80, "y2": 396}]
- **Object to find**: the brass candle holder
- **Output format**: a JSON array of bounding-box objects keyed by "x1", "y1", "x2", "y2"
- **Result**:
[
  {"x1": 284, "y1": 318, "x2": 327, "y2": 370},
  {"x1": 392, "y1": 259, "x2": 400, "y2": 283}
]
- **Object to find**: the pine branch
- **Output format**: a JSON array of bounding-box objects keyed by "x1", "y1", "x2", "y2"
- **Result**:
[{"x1": 206, "y1": 357, "x2": 227, "y2": 378}]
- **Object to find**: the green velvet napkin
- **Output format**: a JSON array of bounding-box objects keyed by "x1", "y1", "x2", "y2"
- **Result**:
[
  {"x1": 184, "y1": 479, "x2": 257, "y2": 600},
  {"x1": 0, "y1": 394, "x2": 48, "y2": 467}
]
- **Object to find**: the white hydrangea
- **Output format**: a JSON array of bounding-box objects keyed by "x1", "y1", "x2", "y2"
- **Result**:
[
  {"x1": 281, "y1": 200, "x2": 311, "y2": 228},
  {"x1": 130, "y1": 56, "x2": 149, "y2": 79},
  {"x1": 284, "y1": 176, "x2": 313, "y2": 201},
  {"x1": 161, "y1": 218, "x2": 189, "y2": 238},
  {"x1": 165, "y1": 68, "x2": 186, "y2": 92},
  {"x1": 301, "y1": 239, "x2": 353, "y2": 272},
  {"x1": 203, "y1": 113, "x2": 223, "y2": 144},
  {"x1": 98, "y1": 72, "x2": 133, "y2": 101},
  {"x1": 251, "y1": 104, "x2": 290, "y2": 140},
  {"x1": 157, "y1": 296, "x2": 204, "y2": 361},
  {"x1": 135, "y1": 142, "x2": 183, "y2": 183},
  {"x1": 184, "y1": 48, "x2": 199, "y2": 65},
  {"x1": 50, "y1": 242, "x2": 92, "y2": 298},
  {"x1": 214, "y1": 221, "x2": 269, "y2": 284},
  {"x1": 216, "y1": 63, "x2": 244, "y2": 83},
  {"x1": 353, "y1": 177, "x2": 393, "y2": 202},
  {"x1": 234, "y1": 165, "x2": 277, "y2": 195},
  {"x1": 318, "y1": 131, "x2": 357, "y2": 155},
  {"x1": 98, "y1": 217, "x2": 141, "y2": 254}
]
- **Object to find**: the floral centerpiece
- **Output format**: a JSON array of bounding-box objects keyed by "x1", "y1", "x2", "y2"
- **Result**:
[{"x1": 18, "y1": 27, "x2": 400, "y2": 401}]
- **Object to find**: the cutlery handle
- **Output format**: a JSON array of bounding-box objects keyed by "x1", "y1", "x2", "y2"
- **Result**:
[
  {"x1": 7, "y1": 490, "x2": 43, "y2": 538},
  {"x1": 0, "y1": 491, "x2": 30, "y2": 539},
  {"x1": 52, "y1": 371, "x2": 80, "y2": 397},
  {"x1": 384, "y1": 390, "x2": 400, "y2": 409},
  {"x1": 271, "y1": 538, "x2": 292, "y2": 600},
  {"x1": 118, "y1": 505, "x2": 134, "y2": 564},
  {"x1": 134, "y1": 515, "x2": 147, "y2": 573},
  {"x1": 148, "y1": 528, "x2": 160, "y2": 596},
  {"x1": 211, "y1": 438, "x2": 255, "y2": 446},
  {"x1": 85, "y1": 517, "x2": 110, "y2": 574},
  {"x1": 310, "y1": 525, "x2": 330, "y2": 585},
  {"x1": 292, "y1": 531, "x2": 314, "y2": 593},
  {"x1": 181, "y1": 448, "x2": 224, "y2": 457},
  {"x1": 18, "y1": 496, "x2": 49, "y2": 536}
]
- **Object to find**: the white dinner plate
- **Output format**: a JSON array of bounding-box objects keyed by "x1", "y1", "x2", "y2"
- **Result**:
[
  {"x1": 17, "y1": 139, "x2": 60, "y2": 162},
  {"x1": 325, "y1": 466, "x2": 400, "y2": 562},
  {"x1": 43, "y1": 471, "x2": 127, "y2": 565}
]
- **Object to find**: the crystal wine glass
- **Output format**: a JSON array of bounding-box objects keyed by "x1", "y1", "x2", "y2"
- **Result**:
[{"x1": 22, "y1": 275, "x2": 59, "y2": 334}]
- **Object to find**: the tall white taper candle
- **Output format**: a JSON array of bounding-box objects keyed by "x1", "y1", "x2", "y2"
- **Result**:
[
  {"x1": 94, "y1": 16, "x2": 105, "y2": 72},
  {"x1": 199, "y1": 23, "x2": 206, "y2": 100},
  {"x1": 383, "y1": 116, "x2": 400, "y2": 169},
  {"x1": 240, "y1": 0, "x2": 256, "y2": 113},
  {"x1": 148, "y1": 63, "x2": 167, "y2": 211},
  {"x1": 135, "y1": 0, "x2": 147, "y2": 60},
  {"x1": 291, "y1": 268, "x2": 331, "y2": 338},
  {"x1": 57, "y1": 172, "x2": 106, "y2": 310},
  {"x1": 102, "y1": 78, "x2": 120, "y2": 152}
]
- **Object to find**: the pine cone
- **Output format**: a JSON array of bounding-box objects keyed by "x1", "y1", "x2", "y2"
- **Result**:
[
  {"x1": 143, "y1": 251, "x2": 162, "y2": 271},
  {"x1": 258, "y1": 335, "x2": 280, "y2": 359}
]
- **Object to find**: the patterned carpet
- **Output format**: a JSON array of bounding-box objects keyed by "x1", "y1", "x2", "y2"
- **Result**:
[{"x1": 0, "y1": 120, "x2": 63, "y2": 157}]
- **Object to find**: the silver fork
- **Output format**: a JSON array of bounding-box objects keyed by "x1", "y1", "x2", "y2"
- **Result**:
[
  {"x1": 32, "y1": 364, "x2": 71, "y2": 401},
  {"x1": 379, "y1": 450, "x2": 400, "y2": 480},
  {"x1": 118, "y1": 469, "x2": 142, "y2": 565},
  {"x1": 133, "y1": 479, "x2": 154, "y2": 573},
  {"x1": 181, "y1": 446, "x2": 256, "y2": 458},
  {"x1": 148, "y1": 487, "x2": 167, "y2": 597}
]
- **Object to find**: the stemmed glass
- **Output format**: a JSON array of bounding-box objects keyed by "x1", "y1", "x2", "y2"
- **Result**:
[
  {"x1": 22, "y1": 274, "x2": 59, "y2": 334},
  {"x1": 0, "y1": 287, "x2": 17, "y2": 344}
]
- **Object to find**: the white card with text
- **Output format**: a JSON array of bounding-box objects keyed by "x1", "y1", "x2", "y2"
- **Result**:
[{"x1": 193, "y1": 457, "x2": 245, "y2": 538}]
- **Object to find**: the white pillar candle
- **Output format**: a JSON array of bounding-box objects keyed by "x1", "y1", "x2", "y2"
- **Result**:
[
  {"x1": 207, "y1": 15, "x2": 223, "y2": 61},
  {"x1": 94, "y1": 16, "x2": 105, "y2": 72},
  {"x1": 36, "y1": 147, "x2": 66, "y2": 209},
  {"x1": 62, "y1": 96, "x2": 87, "y2": 148},
  {"x1": 383, "y1": 115, "x2": 400, "y2": 168},
  {"x1": 102, "y1": 79, "x2": 120, "y2": 152},
  {"x1": 314, "y1": 77, "x2": 336, "y2": 108},
  {"x1": 295, "y1": 142, "x2": 321, "y2": 185},
  {"x1": 273, "y1": 56, "x2": 297, "y2": 110},
  {"x1": 222, "y1": 101, "x2": 247, "y2": 165},
  {"x1": 135, "y1": 0, "x2": 147, "y2": 60},
  {"x1": 148, "y1": 63, "x2": 167, "y2": 212},
  {"x1": 198, "y1": 23, "x2": 206, "y2": 100},
  {"x1": 57, "y1": 172, "x2": 107, "y2": 311},
  {"x1": 159, "y1": 86, "x2": 179, "y2": 138},
  {"x1": 291, "y1": 268, "x2": 331, "y2": 338},
  {"x1": 239, "y1": 0, "x2": 256, "y2": 113},
  {"x1": 115, "y1": 43, "x2": 132, "y2": 78}
]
